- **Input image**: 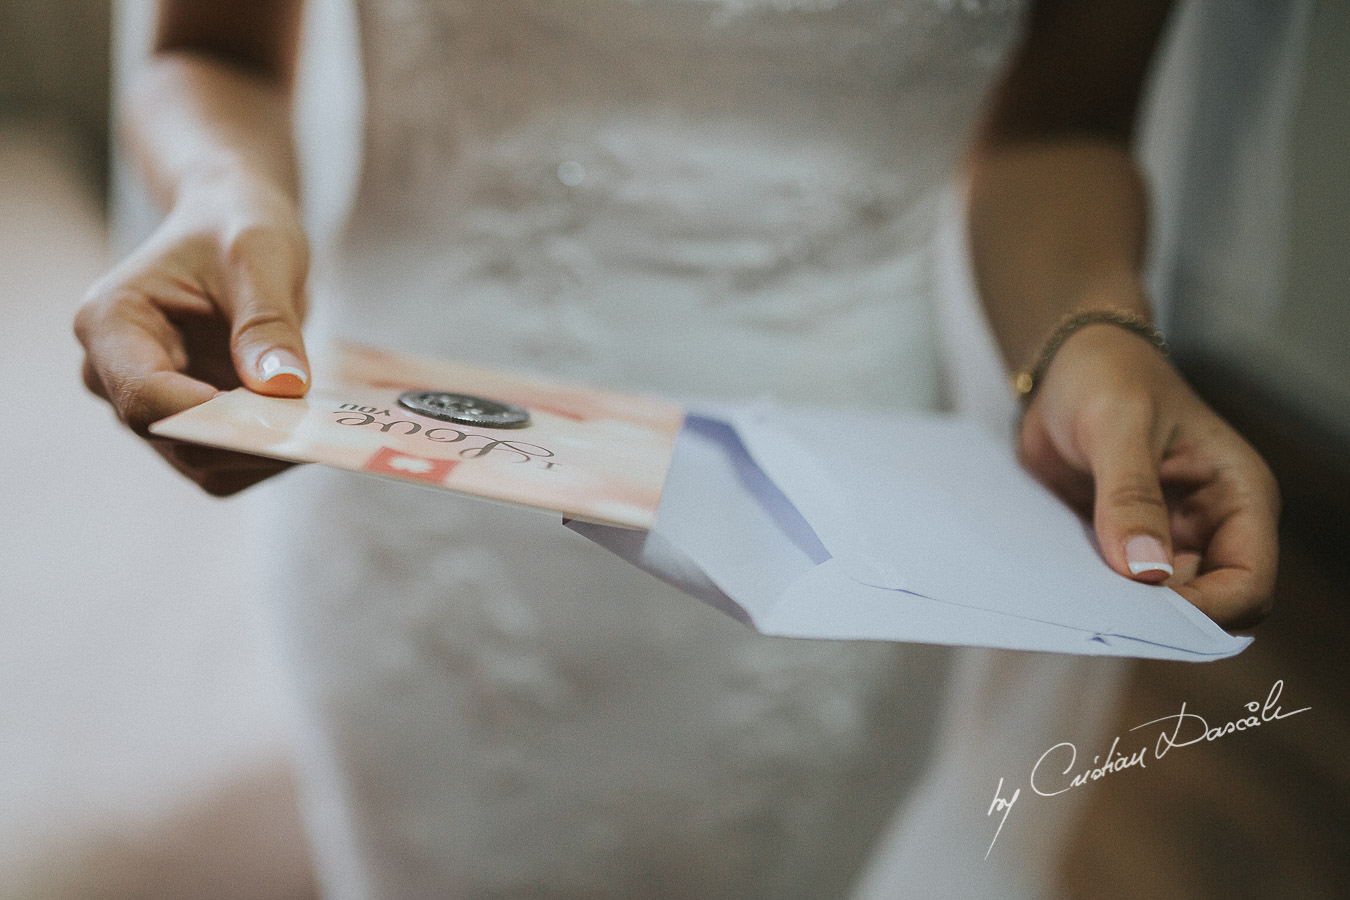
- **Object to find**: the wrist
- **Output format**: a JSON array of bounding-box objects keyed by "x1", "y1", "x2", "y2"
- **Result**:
[
  {"x1": 1013, "y1": 308, "x2": 1169, "y2": 409},
  {"x1": 174, "y1": 163, "x2": 297, "y2": 212},
  {"x1": 165, "y1": 169, "x2": 305, "y2": 254}
]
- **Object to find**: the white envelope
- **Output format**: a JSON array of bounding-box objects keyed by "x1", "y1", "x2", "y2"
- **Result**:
[{"x1": 569, "y1": 404, "x2": 1251, "y2": 661}]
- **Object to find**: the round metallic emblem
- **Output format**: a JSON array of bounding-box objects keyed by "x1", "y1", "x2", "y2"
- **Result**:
[{"x1": 397, "y1": 390, "x2": 531, "y2": 429}]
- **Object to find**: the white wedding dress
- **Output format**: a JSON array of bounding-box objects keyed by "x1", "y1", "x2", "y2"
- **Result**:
[{"x1": 261, "y1": 1, "x2": 1128, "y2": 897}]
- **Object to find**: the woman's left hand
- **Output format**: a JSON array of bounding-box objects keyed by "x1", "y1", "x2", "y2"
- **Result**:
[{"x1": 1017, "y1": 322, "x2": 1280, "y2": 630}]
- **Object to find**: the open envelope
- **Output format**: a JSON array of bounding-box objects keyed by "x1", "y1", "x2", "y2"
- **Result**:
[
  {"x1": 150, "y1": 341, "x2": 1246, "y2": 661},
  {"x1": 569, "y1": 405, "x2": 1252, "y2": 662}
]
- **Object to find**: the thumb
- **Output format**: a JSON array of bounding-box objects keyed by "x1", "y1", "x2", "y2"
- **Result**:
[
  {"x1": 1088, "y1": 424, "x2": 1174, "y2": 585},
  {"x1": 226, "y1": 239, "x2": 311, "y2": 398}
]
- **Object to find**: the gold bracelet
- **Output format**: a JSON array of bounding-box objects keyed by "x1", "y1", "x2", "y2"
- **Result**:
[{"x1": 1012, "y1": 309, "x2": 1170, "y2": 406}]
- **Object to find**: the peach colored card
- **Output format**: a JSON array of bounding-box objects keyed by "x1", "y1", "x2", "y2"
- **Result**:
[{"x1": 150, "y1": 342, "x2": 684, "y2": 529}]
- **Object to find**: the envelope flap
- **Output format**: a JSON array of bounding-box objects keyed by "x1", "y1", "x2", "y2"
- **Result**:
[
  {"x1": 763, "y1": 560, "x2": 1249, "y2": 659},
  {"x1": 725, "y1": 406, "x2": 1249, "y2": 656}
]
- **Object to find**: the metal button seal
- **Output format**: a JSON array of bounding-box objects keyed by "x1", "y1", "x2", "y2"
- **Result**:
[{"x1": 397, "y1": 390, "x2": 531, "y2": 429}]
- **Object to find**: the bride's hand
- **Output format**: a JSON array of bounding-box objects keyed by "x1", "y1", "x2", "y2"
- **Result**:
[
  {"x1": 75, "y1": 176, "x2": 311, "y2": 495},
  {"x1": 1016, "y1": 323, "x2": 1280, "y2": 630}
]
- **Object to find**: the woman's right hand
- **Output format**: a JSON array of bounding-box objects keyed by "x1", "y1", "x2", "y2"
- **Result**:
[{"x1": 75, "y1": 175, "x2": 311, "y2": 495}]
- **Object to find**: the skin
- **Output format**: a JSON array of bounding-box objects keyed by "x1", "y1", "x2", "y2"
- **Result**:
[
  {"x1": 75, "y1": 2, "x2": 305, "y2": 495},
  {"x1": 75, "y1": 0, "x2": 1278, "y2": 628},
  {"x1": 967, "y1": 0, "x2": 1280, "y2": 629}
]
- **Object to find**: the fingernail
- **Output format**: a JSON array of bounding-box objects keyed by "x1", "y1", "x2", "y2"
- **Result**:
[
  {"x1": 1125, "y1": 535, "x2": 1173, "y2": 578},
  {"x1": 258, "y1": 349, "x2": 308, "y2": 386}
]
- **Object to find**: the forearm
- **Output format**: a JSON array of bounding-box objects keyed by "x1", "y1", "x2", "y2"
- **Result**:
[
  {"x1": 965, "y1": 138, "x2": 1152, "y2": 375},
  {"x1": 963, "y1": 0, "x2": 1173, "y2": 376},
  {"x1": 123, "y1": 51, "x2": 299, "y2": 216},
  {"x1": 123, "y1": 0, "x2": 304, "y2": 215}
]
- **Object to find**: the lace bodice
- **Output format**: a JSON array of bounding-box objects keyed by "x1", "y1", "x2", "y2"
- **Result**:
[
  {"x1": 324, "y1": 0, "x2": 1023, "y2": 406},
  {"x1": 352, "y1": 0, "x2": 1018, "y2": 219}
]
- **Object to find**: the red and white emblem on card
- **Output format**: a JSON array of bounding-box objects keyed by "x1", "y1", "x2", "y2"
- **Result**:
[{"x1": 364, "y1": 446, "x2": 458, "y2": 484}]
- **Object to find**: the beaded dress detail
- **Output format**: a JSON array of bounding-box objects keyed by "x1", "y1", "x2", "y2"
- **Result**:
[{"x1": 271, "y1": 2, "x2": 1026, "y2": 897}]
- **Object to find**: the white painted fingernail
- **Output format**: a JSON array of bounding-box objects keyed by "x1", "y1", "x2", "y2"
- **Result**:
[
  {"x1": 1125, "y1": 535, "x2": 1173, "y2": 577},
  {"x1": 259, "y1": 349, "x2": 308, "y2": 385}
]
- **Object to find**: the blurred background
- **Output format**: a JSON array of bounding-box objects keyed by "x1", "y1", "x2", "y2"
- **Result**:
[
  {"x1": 0, "y1": 2, "x2": 314, "y2": 897},
  {"x1": 0, "y1": 1, "x2": 1346, "y2": 897}
]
